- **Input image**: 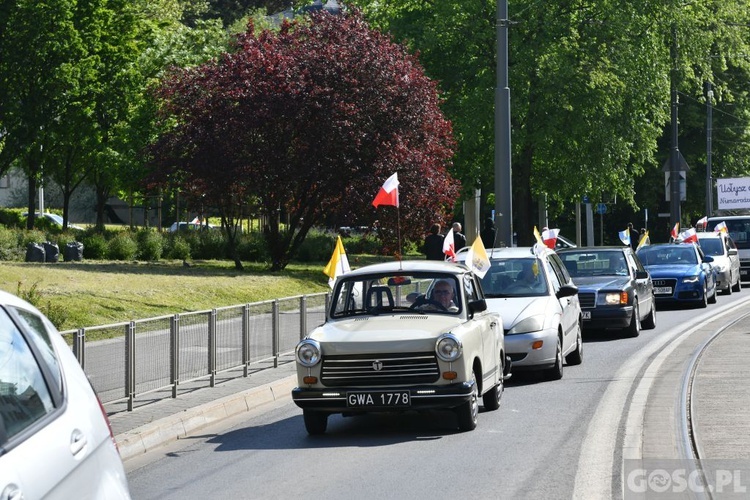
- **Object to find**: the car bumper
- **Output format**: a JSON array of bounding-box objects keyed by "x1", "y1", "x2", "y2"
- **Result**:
[
  {"x1": 714, "y1": 270, "x2": 731, "y2": 291},
  {"x1": 654, "y1": 283, "x2": 706, "y2": 303},
  {"x1": 504, "y1": 329, "x2": 558, "y2": 370},
  {"x1": 581, "y1": 306, "x2": 633, "y2": 330},
  {"x1": 291, "y1": 382, "x2": 474, "y2": 413}
]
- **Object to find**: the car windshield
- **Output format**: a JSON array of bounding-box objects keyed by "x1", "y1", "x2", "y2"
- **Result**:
[
  {"x1": 698, "y1": 238, "x2": 724, "y2": 256},
  {"x1": 559, "y1": 250, "x2": 628, "y2": 277},
  {"x1": 330, "y1": 273, "x2": 462, "y2": 318},
  {"x1": 638, "y1": 246, "x2": 696, "y2": 266},
  {"x1": 478, "y1": 258, "x2": 549, "y2": 298}
]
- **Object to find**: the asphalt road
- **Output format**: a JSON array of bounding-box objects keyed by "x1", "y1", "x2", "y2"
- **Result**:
[{"x1": 124, "y1": 291, "x2": 749, "y2": 500}]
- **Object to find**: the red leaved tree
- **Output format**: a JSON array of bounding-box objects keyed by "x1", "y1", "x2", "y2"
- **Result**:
[{"x1": 148, "y1": 8, "x2": 459, "y2": 270}]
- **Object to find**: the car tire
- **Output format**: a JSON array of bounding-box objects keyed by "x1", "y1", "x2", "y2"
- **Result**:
[
  {"x1": 732, "y1": 276, "x2": 742, "y2": 293},
  {"x1": 303, "y1": 410, "x2": 328, "y2": 435},
  {"x1": 699, "y1": 285, "x2": 708, "y2": 308},
  {"x1": 456, "y1": 372, "x2": 479, "y2": 431},
  {"x1": 725, "y1": 278, "x2": 733, "y2": 295},
  {"x1": 482, "y1": 358, "x2": 504, "y2": 411},
  {"x1": 565, "y1": 323, "x2": 583, "y2": 366},
  {"x1": 626, "y1": 303, "x2": 640, "y2": 337},
  {"x1": 642, "y1": 301, "x2": 657, "y2": 330},
  {"x1": 543, "y1": 337, "x2": 563, "y2": 381}
]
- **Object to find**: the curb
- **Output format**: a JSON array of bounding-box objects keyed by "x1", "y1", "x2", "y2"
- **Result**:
[{"x1": 116, "y1": 374, "x2": 297, "y2": 462}]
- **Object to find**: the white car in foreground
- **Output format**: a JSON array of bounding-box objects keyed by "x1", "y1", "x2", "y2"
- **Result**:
[
  {"x1": 0, "y1": 290, "x2": 131, "y2": 499},
  {"x1": 292, "y1": 260, "x2": 508, "y2": 434},
  {"x1": 459, "y1": 246, "x2": 582, "y2": 380}
]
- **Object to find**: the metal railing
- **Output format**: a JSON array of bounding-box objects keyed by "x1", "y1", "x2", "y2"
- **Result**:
[{"x1": 60, "y1": 292, "x2": 330, "y2": 411}]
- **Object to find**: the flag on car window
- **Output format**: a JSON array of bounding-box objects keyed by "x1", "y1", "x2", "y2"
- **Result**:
[
  {"x1": 679, "y1": 227, "x2": 698, "y2": 244},
  {"x1": 323, "y1": 236, "x2": 350, "y2": 289},
  {"x1": 618, "y1": 229, "x2": 631, "y2": 246},
  {"x1": 636, "y1": 231, "x2": 650, "y2": 251},
  {"x1": 714, "y1": 221, "x2": 728, "y2": 233},
  {"x1": 532, "y1": 226, "x2": 546, "y2": 256},
  {"x1": 542, "y1": 228, "x2": 559, "y2": 249},
  {"x1": 696, "y1": 215, "x2": 708, "y2": 229},
  {"x1": 465, "y1": 236, "x2": 491, "y2": 278},
  {"x1": 372, "y1": 173, "x2": 399, "y2": 208},
  {"x1": 443, "y1": 227, "x2": 456, "y2": 261},
  {"x1": 670, "y1": 222, "x2": 680, "y2": 240}
]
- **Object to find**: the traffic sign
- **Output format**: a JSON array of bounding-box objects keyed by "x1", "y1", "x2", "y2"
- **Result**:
[{"x1": 596, "y1": 203, "x2": 607, "y2": 214}]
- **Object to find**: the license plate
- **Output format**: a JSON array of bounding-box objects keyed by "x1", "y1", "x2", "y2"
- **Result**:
[
  {"x1": 742, "y1": 269, "x2": 748, "y2": 276},
  {"x1": 347, "y1": 391, "x2": 411, "y2": 408},
  {"x1": 654, "y1": 286, "x2": 673, "y2": 295},
  {"x1": 582, "y1": 311, "x2": 591, "y2": 320}
]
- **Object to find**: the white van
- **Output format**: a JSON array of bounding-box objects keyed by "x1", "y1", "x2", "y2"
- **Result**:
[{"x1": 706, "y1": 215, "x2": 750, "y2": 284}]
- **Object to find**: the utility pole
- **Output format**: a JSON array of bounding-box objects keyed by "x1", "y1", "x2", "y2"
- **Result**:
[
  {"x1": 706, "y1": 81, "x2": 714, "y2": 217},
  {"x1": 495, "y1": 0, "x2": 513, "y2": 246},
  {"x1": 669, "y1": 24, "x2": 682, "y2": 229}
]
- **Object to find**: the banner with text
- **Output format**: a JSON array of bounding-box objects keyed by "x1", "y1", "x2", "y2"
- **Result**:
[{"x1": 717, "y1": 177, "x2": 750, "y2": 210}]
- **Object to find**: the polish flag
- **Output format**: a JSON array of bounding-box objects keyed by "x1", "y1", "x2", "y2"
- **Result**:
[
  {"x1": 696, "y1": 216, "x2": 708, "y2": 229},
  {"x1": 443, "y1": 227, "x2": 456, "y2": 261},
  {"x1": 679, "y1": 227, "x2": 698, "y2": 244},
  {"x1": 670, "y1": 222, "x2": 680, "y2": 240},
  {"x1": 372, "y1": 173, "x2": 399, "y2": 208},
  {"x1": 542, "y1": 228, "x2": 560, "y2": 249}
]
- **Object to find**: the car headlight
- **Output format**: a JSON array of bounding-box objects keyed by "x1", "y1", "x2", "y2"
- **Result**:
[
  {"x1": 296, "y1": 339, "x2": 321, "y2": 367},
  {"x1": 602, "y1": 292, "x2": 629, "y2": 305},
  {"x1": 507, "y1": 315, "x2": 545, "y2": 335},
  {"x1": 716, "y1": 264, "x2": 728, "y2": 273},
  {"x1": 682, "y1": 275, "x2": 699, "y2": 283},
  {"x1": 435, "y1": 333, "x2": 462, "y2": 362}
]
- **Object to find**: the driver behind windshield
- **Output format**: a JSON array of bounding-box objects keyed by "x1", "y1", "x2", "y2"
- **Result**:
[{"x1": 416, "y1": 279, "x2": 458, "y2": 312}]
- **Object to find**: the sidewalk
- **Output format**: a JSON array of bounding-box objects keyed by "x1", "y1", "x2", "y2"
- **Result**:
[{"x1": 108, "y1": 358, "x2": 297, "y2": 462}]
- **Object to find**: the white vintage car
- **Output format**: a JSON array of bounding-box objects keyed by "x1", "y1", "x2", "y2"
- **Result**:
[{"x1": 292, "y1": 260, "x2": 508, "y2": 435}]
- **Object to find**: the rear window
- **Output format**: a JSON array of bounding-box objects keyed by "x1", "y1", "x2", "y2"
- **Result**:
[{"x1": 708, "y1": 217, "x2": 750, "y2": 249}]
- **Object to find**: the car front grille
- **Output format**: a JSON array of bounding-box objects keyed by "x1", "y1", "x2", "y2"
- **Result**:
[
  {"x1": 320, "y1": 352, "x2": 440, "y2": 387},
  {"x1": 652, "y1": 278, "x2": 677, "y2": 294},
  {"x1": 578, "y1": 292, "x2": 596, "y2": 309}
]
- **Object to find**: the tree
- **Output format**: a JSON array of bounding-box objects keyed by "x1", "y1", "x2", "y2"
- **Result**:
[{"x1": 148, "y1": 9, "x2": 458, "y2": 270}]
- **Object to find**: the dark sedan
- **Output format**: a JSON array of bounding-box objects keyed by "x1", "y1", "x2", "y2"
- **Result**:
[
  {"x1": 636, "y1": 243, "x2": 717, "y2": 308},
  {"x1": 557, "y1": 246, "x2": 656, "y2": 337}
]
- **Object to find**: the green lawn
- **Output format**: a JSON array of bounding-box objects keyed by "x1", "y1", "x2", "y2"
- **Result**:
[{"x1": 1, "y1": 258, "x2": 395, "y2": 331}]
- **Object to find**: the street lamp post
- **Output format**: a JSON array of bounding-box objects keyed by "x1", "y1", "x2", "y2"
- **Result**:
[
  {"x1": 495, "y1": 0, "x2": 513, "y2": 247},
  {"x1": 706, "y1": 83, "x2": 714, "y2": 217}
]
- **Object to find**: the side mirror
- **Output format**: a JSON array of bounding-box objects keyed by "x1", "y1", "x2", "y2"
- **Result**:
[
  {"x1": 635, "y1": 270, "x2": 649, "y2": 280},
  {"x1": 556, "y1": 284, "x2": 578, "y2": 299},
  {"x1": 703, "y1": 255, "x2": 714, "y2": 263},
  {"x1": 729, "y1": 248, "x2": 738, "y2": 256},
  {"x1": 468, "y1": 298, "x2": 487, "y2": 315}
]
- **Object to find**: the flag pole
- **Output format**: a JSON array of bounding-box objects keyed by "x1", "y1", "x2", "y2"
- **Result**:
[{"x1": 397, "y1": 206, "x2": 402, "y2": 270}]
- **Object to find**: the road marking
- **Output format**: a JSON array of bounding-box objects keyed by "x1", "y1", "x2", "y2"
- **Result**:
[{"x1": 572, "y1": 298, "x2": 750, "y2": 499}]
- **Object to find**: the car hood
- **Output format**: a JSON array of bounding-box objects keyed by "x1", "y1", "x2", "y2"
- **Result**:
[
  {"x1": 645, "y1": 264, "x2": 702, "y2": 277},
  {"x1": 310, "y1": 315, "x2": 464, "y2": 354},
  {"x1": 572, "y1": 276, "x2": 631, "y2": 291},
  {"x1": 485, "y1": 295, "x2": 557, "y2": 330}
]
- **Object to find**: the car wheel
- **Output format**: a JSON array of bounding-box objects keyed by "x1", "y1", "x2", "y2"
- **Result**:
[
  {"x1": 565, "y1": 322, "x2": 583, "y2": 366},
  {"x1": 482, "y1": 357, "x2": 504, "y2": 411},
  {"x1": 708, "y1": 283, "x2": 718, "y2": 304},
  {"x1": 456, "y1": 371, "x2": 479, "y2": 431},
  {"x1": 725, "y1": 277, "x2": 733, "y2": 295},
  {"x1": 642, "y1": 300, "x2": 657, "y2": 330},
  {"x1": 733, "y1": 276, "x2": 742, "y2": 293},
  {"x1": 303, "y1": 410, "x2": 328, "y2": 435},
  {"x1": 624, "y1": 303, "x2": 640, "y2": 337},
  {"x1": 543, "y1": 337, "x2": 563, "y2": 381}
]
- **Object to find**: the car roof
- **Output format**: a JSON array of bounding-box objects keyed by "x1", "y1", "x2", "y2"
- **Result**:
[
  {"x1": 558, "y1": 246, "x2": 630, "y2": 252},
  {"x1": 696, "y1": 232, "x2": 723, "y2": 238},
  {"x1": 343, "y1": 259, "x2": 470, "y2": 277}
]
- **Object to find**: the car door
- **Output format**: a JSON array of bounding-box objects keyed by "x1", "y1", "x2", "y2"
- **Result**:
[
  {"x1": 463, "y1": 274, "x2": 500, "y2": 387},
  {"x1": 546, "y1": 254, "x2": 580, "y2": 354},
  {"x1": 628, "y1": 251, "x2": 653, "y2": 319}
]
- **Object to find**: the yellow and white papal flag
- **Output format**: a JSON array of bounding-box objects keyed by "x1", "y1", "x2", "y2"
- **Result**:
[
  {"x1": 465, "y1": 235, "x2": 491, "y2": 279},
  {"x1": 323, "y1": 236, "x2": 350, "y2": 289}
]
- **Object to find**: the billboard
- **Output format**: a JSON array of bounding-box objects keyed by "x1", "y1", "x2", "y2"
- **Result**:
[{"x1": 717, "y1": 177, "x2": 750, "y2": 210}]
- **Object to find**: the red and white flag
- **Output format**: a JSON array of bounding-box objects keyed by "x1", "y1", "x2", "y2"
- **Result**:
[
  {"x1": 670, "y1": 222, "x2": 680, "y2": 240},
  {"x1": 542, "y1": 228, "x2": 559, "y2": 249},
  {"x1": 679, "y1": 227, "x2": 698, "y2": 244},
  {"x1": 372, "y1": 173, "x2": 399, "y2": 208},
  {"x1": 714, "y1": 221, "x2": 728, "y2": 233},
  {"x1": 696, "y1": 216, "x2": 708, "y2": 229},
  {"x1": 443, "y1": 227, "x2": 456, "y2": 261}
]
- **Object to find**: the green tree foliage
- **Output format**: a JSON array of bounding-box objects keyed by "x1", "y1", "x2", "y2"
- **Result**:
[{"x1": 148, "y1": 9, "x2": 459, "y2": 270}]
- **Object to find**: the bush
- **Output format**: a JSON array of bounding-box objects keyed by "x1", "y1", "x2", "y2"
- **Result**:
[
  {"x1": 191, "y1": 230, "x2": 226, "y2": 260},
  {"x1": 165, "y1": 235, "x2": 191, "y2": 260},
  {"x1": 0, "y1": 226, "x2": 23, "y2": 260},
  {"x1": 236, "y1": 232, "x2": 270, "y2": 262},
  {"x1": 296, "y1": 230, "x2": 336, "y2": 262},
  {"x1": 107, "y1": 232, "x2": 138, "y2": 261},
  {"x1": 82, "y1": 233, "x2": 108, "y2": 259},
  {"x1": 137, "y1": 230, "x2": 164, "y2": 261},
  {"x1": 16, "y1": 281, "x2": 70, "y2": 329}
]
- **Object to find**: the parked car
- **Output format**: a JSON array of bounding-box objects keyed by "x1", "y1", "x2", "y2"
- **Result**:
[
  {"x1": 291, "y1": 260, "x2": 508, "y2": 434},
  {"x1": 0, "y1": 290, "x2": 131, "y2": 499},
  {"x1": 22, "y1": 212, "x2": 84, "y2": 231},
  {"x1": 557, "y1": 246, "x2": 656, "y2": 337},
  {"x1": 168, "y1": 221, "x2": 218, "y2": 232},
  {"x1": 706, "y1": 215, "x2": 750, "y2": 283},
  {"x1": 458, "y1": 246, "x2": 582, "y2": 380},
  {"x1": 636, "y1": 243, "x2": 717, "y2": 308},
  {"x1": 696, "y1": 231, "x2": 742, "y2": 294}
]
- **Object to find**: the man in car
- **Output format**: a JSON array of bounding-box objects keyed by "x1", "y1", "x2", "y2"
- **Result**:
[{"x1": 418, "y1": 279, "x2": 459, "y2": 312}]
